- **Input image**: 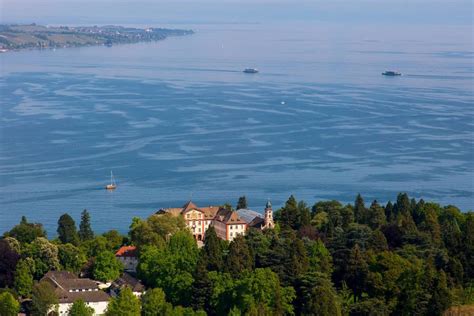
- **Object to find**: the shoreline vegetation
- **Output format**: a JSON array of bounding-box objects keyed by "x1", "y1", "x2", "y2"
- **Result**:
[
  {"x1": 0, "y1": 23, "x2": 194, "y2": 52},
  {"x1": 0, "y1": 192, "x2": 473, "y2": 315}
]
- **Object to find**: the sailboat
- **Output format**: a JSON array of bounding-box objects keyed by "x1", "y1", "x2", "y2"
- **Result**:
[{"x1": 105, "y1": 171, "x2": 117, "y2": 190}]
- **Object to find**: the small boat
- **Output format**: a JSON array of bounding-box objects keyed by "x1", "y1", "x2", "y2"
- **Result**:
[
  {"x1": 105, "y1": 171, "x2": 117, "y2": 190},
  {"x1": 382, "y1": 71, "x2": 402, "y2": 76},
  {"x1": 243, "y1": 68, "x2": 259, "y2": 74}
]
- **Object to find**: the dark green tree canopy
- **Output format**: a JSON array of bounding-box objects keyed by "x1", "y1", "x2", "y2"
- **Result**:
[
  {"x1": 79, "y1": 209, "x2": 94, "y2": 241},
  {"x1": 354, "y1": 194, "x2": 367, "y2": 224},
  {"x1": 0, "y1": 239, "x2": 20, "y2": 288},
  {"x1": 279, "y1": 195, "x2": 300, "y2": 230},
  {"x1": 225, "y1": 235, "x2": 253, "y2": 274},
  {"x1": 1, "y1": 192, "x2": 471, "y2": 316},
  {"x1": 57, "y1": 213, "x2": 79, "y2": 245},
  {"x1": 236, "y1": 196, "x2": 248, "y2": 210},
  {"x1": 31, "y1": 281, "x2": 58, "y2": 316},
  {"x1": 4, "y1": 216, "x2": 46, "y2": 243},
  {"x1": 203, "y1": 226, "x2": 224, "y2": 272},
  {"x1": 295, "y1": 272, "x2": 341, "y2": 316}
]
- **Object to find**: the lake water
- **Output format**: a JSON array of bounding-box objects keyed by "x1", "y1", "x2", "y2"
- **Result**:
[{"x1": 0, "y1": 19, "x2": 473, "y2": 235}]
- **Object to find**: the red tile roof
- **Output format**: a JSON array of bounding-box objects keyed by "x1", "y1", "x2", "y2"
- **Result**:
[
  {"x1": 160, "y1": 201, "x2": 246, "y2": 224},
  {"x1": 115, "y1": 246, "x2": 137, "y2": 257},
  {"x1": 182, "y1": 200, "x2": 198, "y2": 212},
  {"x1": 215, "y1": 209, "x2": 247, "y2": 224}
]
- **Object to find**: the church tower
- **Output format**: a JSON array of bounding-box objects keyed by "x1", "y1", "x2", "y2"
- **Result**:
[{"x1": 263, "y1": 200, "x2": 274, "y2": 229}]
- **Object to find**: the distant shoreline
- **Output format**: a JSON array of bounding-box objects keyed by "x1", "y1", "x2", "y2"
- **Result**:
[{"x1": 0, "y1": 23, "x2": 194, "y2": 53}]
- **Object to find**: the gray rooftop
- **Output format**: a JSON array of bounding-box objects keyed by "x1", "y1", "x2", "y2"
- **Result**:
[{"x1": 236, "y1": 209, "x2": 262, "y2": 224}]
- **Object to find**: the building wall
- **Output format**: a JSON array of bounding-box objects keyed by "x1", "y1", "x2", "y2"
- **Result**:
[
  {"x1": 55, "y1": 301, "x2": 108, "y2": 316},
  {"x1": 170, "y1": 206, "x2": 256, "y2": 242},
  {"x1": 117, "y1": 256, "x2": 138, "y2": 272},
  {"x1": 227, "y1": 223, "x2": 247, "y2": 241},
  {"x1": 184, "y1": 209, "x2": 205, "y2": 239},
  {"x1": 111, "y1": 288, "x2": 143, "y2": 298},
  {"x1": 88, "y1": 301, "x2": 109, "y2": 315},
  {"x1": 213, "y1": 220, "x2": 227, "y2": 240}
]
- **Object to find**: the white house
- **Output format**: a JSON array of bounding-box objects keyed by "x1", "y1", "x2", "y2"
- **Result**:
[{"x1": 42, "y1": 271, "x2": 110, "y2": 316}]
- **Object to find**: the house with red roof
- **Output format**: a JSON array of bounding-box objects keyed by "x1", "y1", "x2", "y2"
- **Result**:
[{"x1": 115, "y1": 246, "x2": 138, "y2": 273}]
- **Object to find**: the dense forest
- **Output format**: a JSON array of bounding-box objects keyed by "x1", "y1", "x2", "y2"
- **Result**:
[{"x1": 0, "y1": 193, "x2": 473, "y2": 315}]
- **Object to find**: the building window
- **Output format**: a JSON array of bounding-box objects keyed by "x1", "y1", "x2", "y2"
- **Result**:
[
  {"x1": 230, "y1": 232, "x2": 233, "y2": 237},
  {"x1": 198, "y1": 228, "x2": 201, "y2": 232}
]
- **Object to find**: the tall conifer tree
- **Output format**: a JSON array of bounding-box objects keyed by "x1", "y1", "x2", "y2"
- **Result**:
[
  {"x1": 354, "y1": 194, "x2": 366, "y2": 224},
  {"x1": 191, "y1": 253, "x2": 212, "y2": 312},
  {"x1": 203, "y1": 226, "x2": 223, "y2": 271},
  {"x1": 225, "y1": 235, "x2": 253, "y2": 274},
  {"x1": 79, "y1": 209, "x2": 94, "y2": 241},
  {"x1": 236, "y1": 196, "x2": 248, "y2": 210}
]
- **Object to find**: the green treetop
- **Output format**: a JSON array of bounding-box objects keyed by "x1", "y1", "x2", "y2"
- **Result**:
[
  {"x1": 129, "y1": 213, "x2": 186, "y2": 247},
  {"x1": 57, "y1": 213, "x2": 79, "y2": 245},
  {"x1": 68, "y1": 299, "x2": 94, "y2": 316},
  {"x1": 58, "y1": 243, "x2": 87, "y2": 273},
  {"x1": 79, "y1": 209, "x2": 94, "y2": 241},
  {"x1": 278, "y1": 195, "x2": 300, "y2": 230},
  {"x1": 236, "y1": 196, "x2": 248, "y2": 210},
  {"x1": 141, "y1": 288, "x2": 173, "y2": 316},
  {"x1": 92, "y1": 251, "x2": 123, "y2": 282},
  {"x1": 225, "y1": 235, "x2": 253, "y2": 274},
  {"x1": 137, "y1": 231, "x2": 197, "y2": 306},
  {"x1": 31, "y1": 281, "x2": 58, "y2": 316},
  {"x1": 0, "y1": 292, "x2": 20, "y2": 316},
  {"x1": 191, "y1": 253, "x2": 212, "y2": 312},
  {"x1": 354, "y1": 194, "x2": 367, "y2": 224},
  {"x1": 294, "y1": 272, "x2": 341, "y2": 316},
  {"x1": 233, "y1": 268, "x2": 295, "y2": 315},
  {"x1": 346, "y1": 244, "x2": 368, "y2": 303},
  {"x1": 26, "y1": 237, "x2": 60, "y2": 279},
  {"x1": 4, "y1": 216, "x2": 46, "y2": 244},
  {"x1": 203, "y1": 226, "x2": 224, "y2": 272},
  {"x1": 14, "y1": 258, "x2": 34, "y2": 297},
  {"x1": 105, "y1": 287, "x2": 141, "y2": 316}
]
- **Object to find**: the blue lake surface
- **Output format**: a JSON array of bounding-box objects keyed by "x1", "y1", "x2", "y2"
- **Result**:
[{"x1": 0, "y1": 21, "x2": 473, "y2": 235}]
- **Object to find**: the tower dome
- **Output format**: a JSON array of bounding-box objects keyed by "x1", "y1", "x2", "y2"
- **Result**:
[{"x1": 265, "y1": 200, "x2": 272, "y2": 209}]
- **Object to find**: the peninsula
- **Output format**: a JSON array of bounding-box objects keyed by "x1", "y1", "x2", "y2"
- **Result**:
[{"x1": 0, "y1": 24, "x2": 194, "y2": 52}]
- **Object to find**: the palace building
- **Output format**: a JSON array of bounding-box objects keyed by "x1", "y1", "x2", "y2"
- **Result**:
[{"x1": 157, "y1": 200, "x2": 274, "y2": 242}]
